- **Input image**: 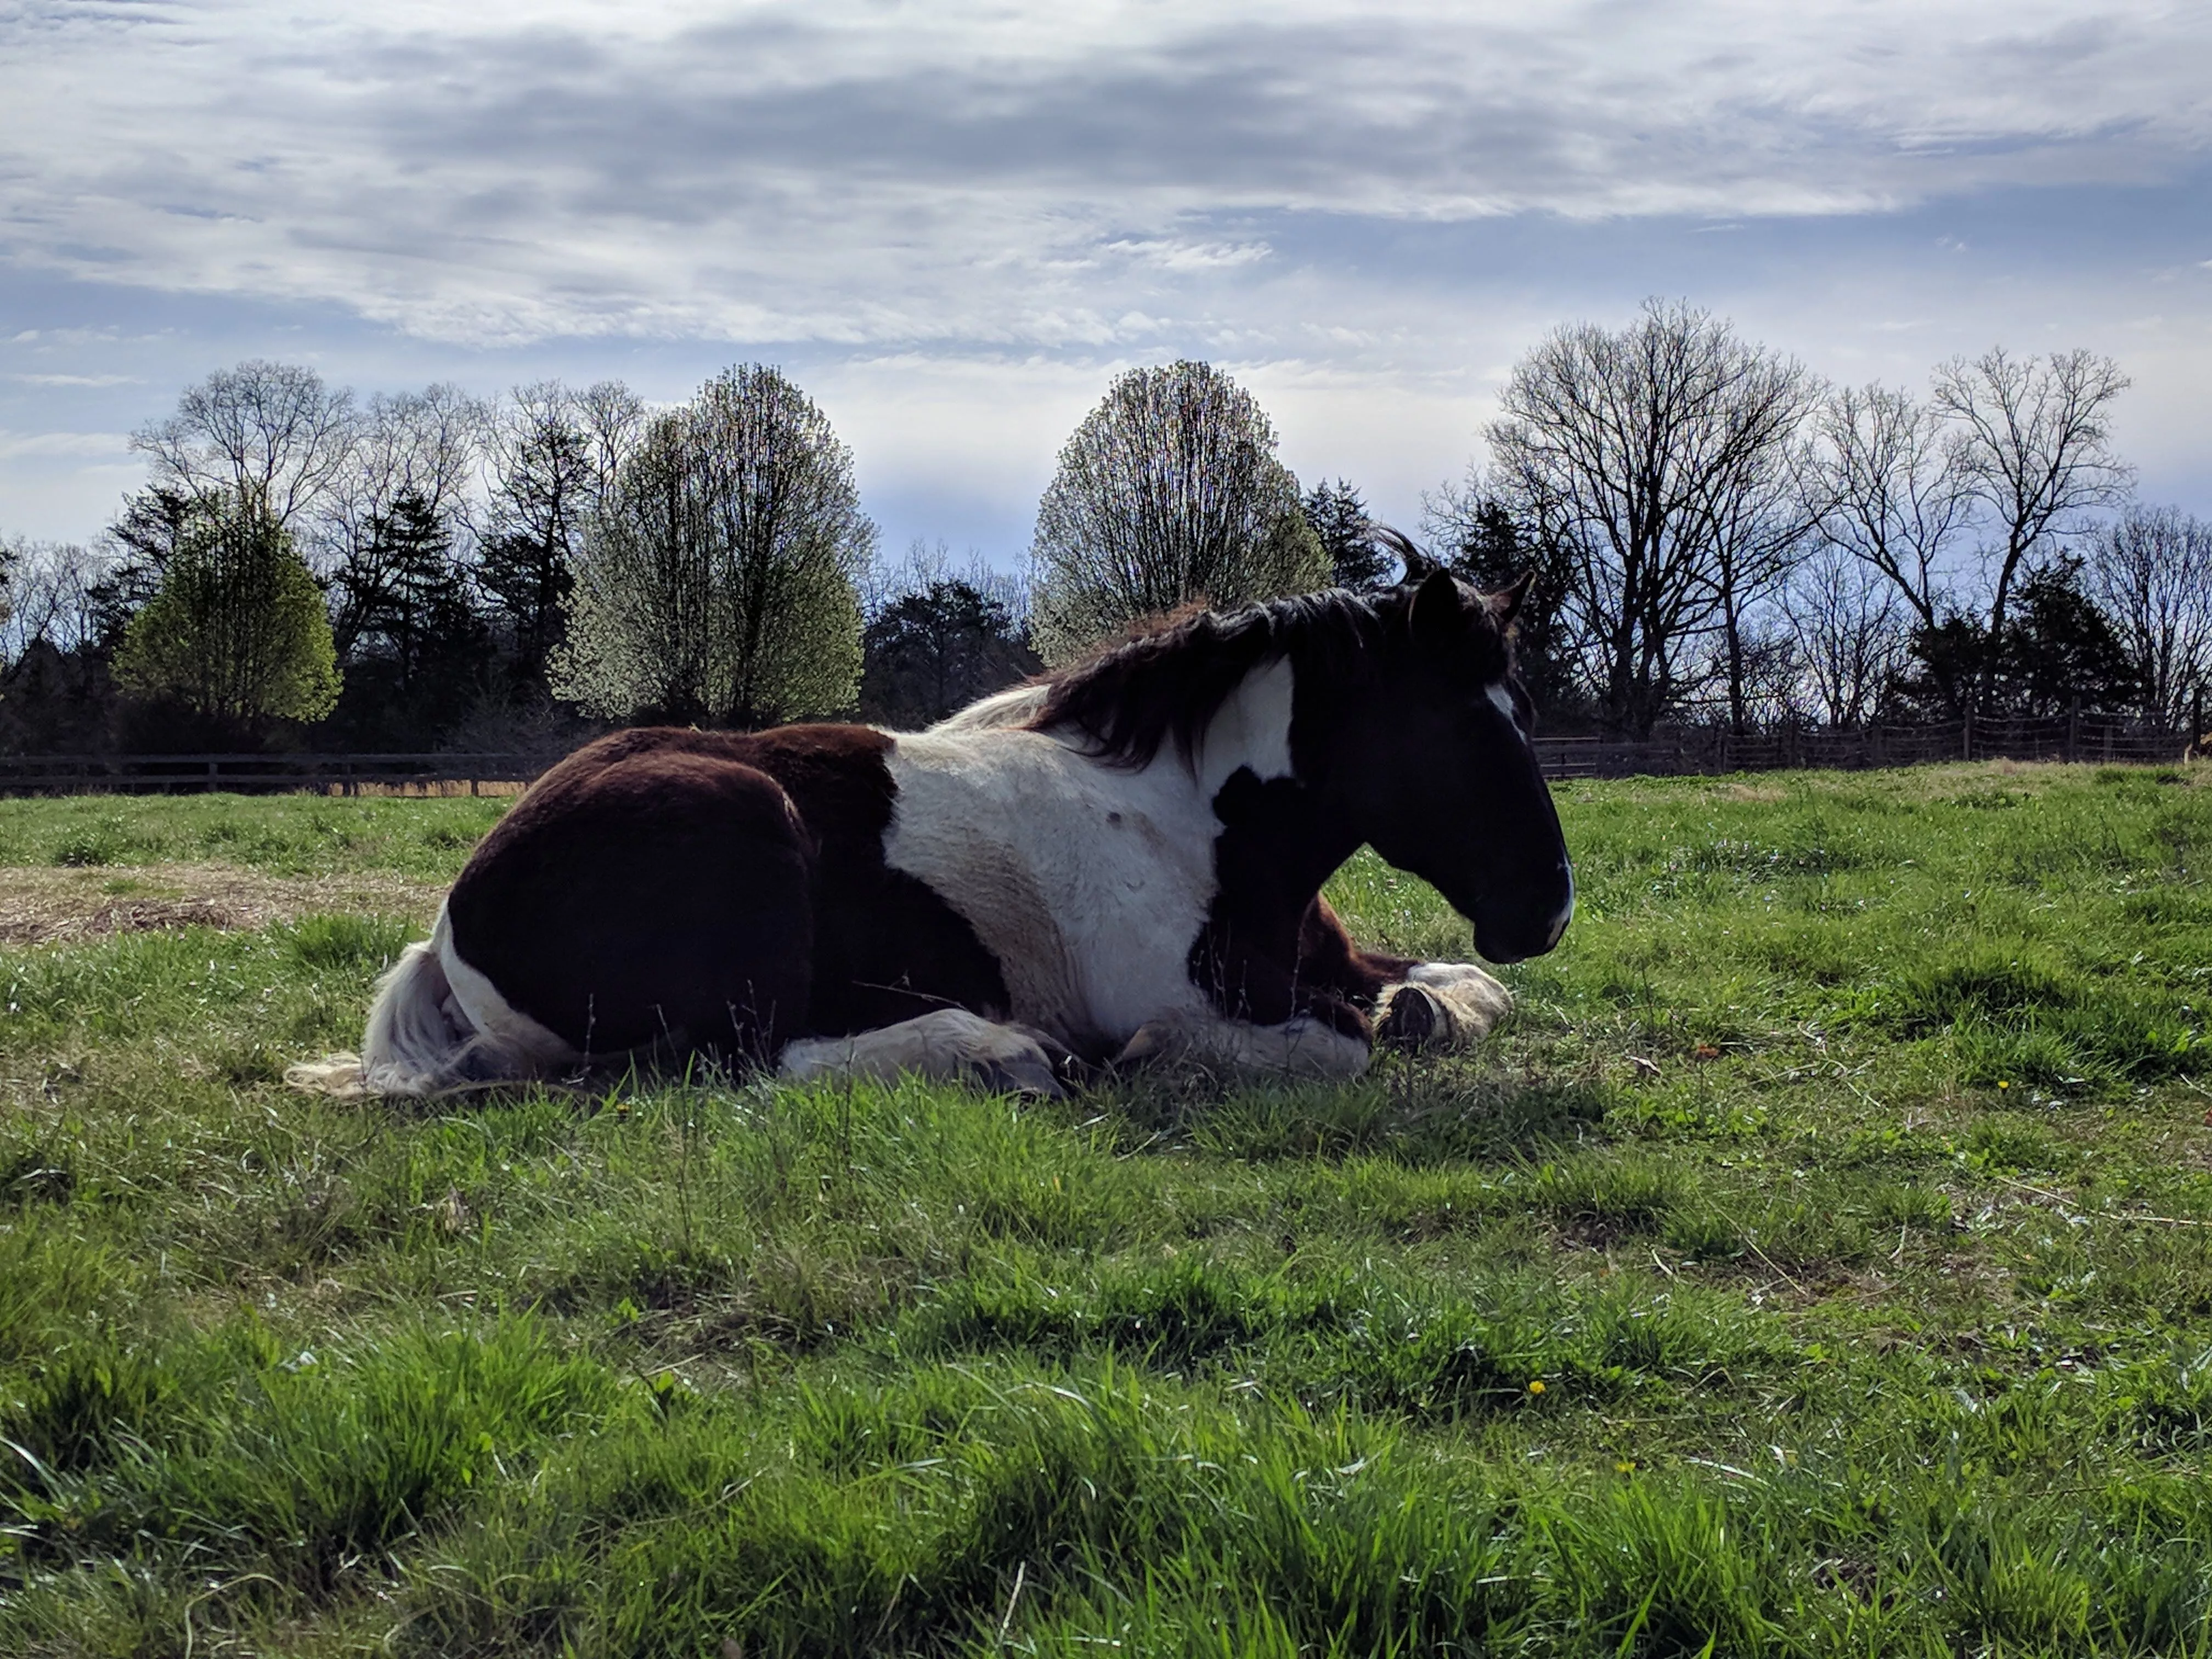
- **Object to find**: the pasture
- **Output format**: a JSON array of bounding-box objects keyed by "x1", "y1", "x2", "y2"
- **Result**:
[{"x1": 2, "y1": 763, "x2": 2210, "y2": 1657}]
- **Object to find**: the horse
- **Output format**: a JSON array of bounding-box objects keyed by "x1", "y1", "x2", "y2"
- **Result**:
[{"x1": 288, "y1": 550, "x2": 1573, "y2": 1100}]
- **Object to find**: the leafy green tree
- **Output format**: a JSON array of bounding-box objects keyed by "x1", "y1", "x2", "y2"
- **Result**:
[
  {"x1": 111, "y1": 490, "x2": 340, "y2": 729},
  {"x1": 552, "y1": 365, "x2": 872, "y2": 726},
  {"x1": 1029, "y1": 361, "x2": 1328, "y2": 665},
  {"x1": 1301, "y1": 478, "x2": 1390, "y2": 588}
]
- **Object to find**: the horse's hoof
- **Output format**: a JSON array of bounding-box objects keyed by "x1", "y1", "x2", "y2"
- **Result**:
[
  {"x1": 1376, "y1": 984, "x2": 1446, "y2": 1051},
  {"x1": 971, "y1": 1057, "x2": 1065, "y2": 1098},
  {"x1": 969, "y1": 1026, "x2": 1069, "y2": 1098},
  {"x1": 1111, "y1": 1021, "x2": 1186, "y2": 1071}
]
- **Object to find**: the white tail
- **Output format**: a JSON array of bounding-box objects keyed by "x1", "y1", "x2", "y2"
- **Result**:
[
  {"x1": 289, "y1": 907, "x2": 582, "y2": 1098},
  {"x1": 287, "y1": 934, "x2": 472, "y2": 1098}
]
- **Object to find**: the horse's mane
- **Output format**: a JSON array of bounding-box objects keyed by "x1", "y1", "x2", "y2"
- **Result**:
[{"x1": 1022, "y1": 589, "x2": 1397, "y2": 770}]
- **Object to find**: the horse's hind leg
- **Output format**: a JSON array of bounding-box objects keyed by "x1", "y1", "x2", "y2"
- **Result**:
[
  {"x1": 443, "y1": 752, "x2": 817, "y2": 1066},
  {"x1": 778, "y1": 1010, "x2": 1072, "y2": 1097}
]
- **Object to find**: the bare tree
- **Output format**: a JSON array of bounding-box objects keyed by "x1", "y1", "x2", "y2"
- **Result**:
[
  {"x1": 554, "y1": 364, "x2": 873, "y2": 726},
  {"x1": 1781, "y1": 543, "x2": 1909, "y2": 727},
  {"x1": 1692, "y1": 372, "x2": 1823, "y2": 732},
  {"x1": 865, "y1": 537, "x2": 1029, "y2": 625},
  {"x1": 1933, "y1": 346, "x2": 2132, "y2": 707},
  {"x1": 1802, "y1": 382, "x2": 1972, "y2": 631},
  {"x1": 0, "y1": 538, "x2": 107, "y2": 663},
  {"x1": 1486, "y1": 300, "x2": 1814, "y2": 737},
  {"x1": 2083, "y1": 504, "x2": 2212, "y2": 731},
  {"x1": 1029, "y1": 360, "x2": 1328, "y2": 665},
  {"x1": 479, "y1": 380, "x2": 643, "y2": 682},
  {"x1": 131, "y1": 361, "x2": 358, "y2": 528}
]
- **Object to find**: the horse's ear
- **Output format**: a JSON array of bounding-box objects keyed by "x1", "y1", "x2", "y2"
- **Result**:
[
  {"x1": 1408, "y1": 565, "x2": 1467, "y2": 648},
  {"x1": 1372, "y1": 526, "x2": 1437, "y2": 584},
  {"x1": 1489, "y1": 570, "x2": 1536, "y2": 629}
]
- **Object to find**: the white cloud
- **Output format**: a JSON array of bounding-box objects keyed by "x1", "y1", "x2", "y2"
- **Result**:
[
  {"x1": 0, "y1": 430, "x2": 132, "y2": 460},
  {"x1": 6, "y1": 374, "x2": 144, "y2": 387},
  {"x1": 1, "y1": 2, "x2": 2207, "y2": 347}
]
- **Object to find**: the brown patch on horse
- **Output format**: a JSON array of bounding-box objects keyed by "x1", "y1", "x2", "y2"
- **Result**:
[{"x1": 443, "y1": 725, "x2": 1015, "y2": 1063}]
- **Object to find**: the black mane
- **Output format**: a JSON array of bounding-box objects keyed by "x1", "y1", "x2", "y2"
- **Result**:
[{"x1": 1022, "y1": 588, "x2": 1411, "y2": 770}]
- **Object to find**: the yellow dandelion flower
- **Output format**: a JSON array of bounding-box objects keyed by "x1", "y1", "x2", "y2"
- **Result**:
[{"x1": 1527, "y1": 1379, "x2": 1545, "y2": 1395}]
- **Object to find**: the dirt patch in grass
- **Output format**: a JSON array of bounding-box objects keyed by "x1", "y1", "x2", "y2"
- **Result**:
[{"x1": 0, "y1": 861, "x2": 444, "y2": 946}]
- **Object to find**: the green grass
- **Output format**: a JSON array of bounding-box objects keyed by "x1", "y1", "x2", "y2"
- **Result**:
[{"x1": 3, "y1": 762, "x2": 2212, "y2": 1656}]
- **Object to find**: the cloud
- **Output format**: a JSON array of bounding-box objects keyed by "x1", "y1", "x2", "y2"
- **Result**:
[
  {"x1": 0, "y1": 430, "x2": 132, "y2": 460},
  {"x1": 6, "y1": 373, "x2": 144, "y2": 387},
  {"x1": 2, "y1": 2, "x2": 2207, "y2": 348}
]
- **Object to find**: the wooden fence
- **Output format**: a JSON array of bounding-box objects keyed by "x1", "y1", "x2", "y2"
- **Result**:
[
  {"x1": 0, "y1": 752, "x2": 556, "y2": 797},
  {"x1": 0, "y1": 717, "x2": 2196, "y2": 796},
  {"x1": 1534, "y1": 715, "x2": 2191, "y2": 780}
]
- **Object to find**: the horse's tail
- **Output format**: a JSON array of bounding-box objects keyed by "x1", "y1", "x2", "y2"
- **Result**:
[{"x1": 287, "y1": 914, "x2": 478, "y2": 1098}]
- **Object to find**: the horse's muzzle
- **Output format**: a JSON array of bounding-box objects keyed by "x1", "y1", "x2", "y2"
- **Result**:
[{"x1": 1472, "y1": 864, "x2": 1574, "y2": 964}]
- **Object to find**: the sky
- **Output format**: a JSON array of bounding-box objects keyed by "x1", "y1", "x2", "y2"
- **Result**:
[{"x1": 3, "y1": 0, "x2": 2209, "y2": 567}]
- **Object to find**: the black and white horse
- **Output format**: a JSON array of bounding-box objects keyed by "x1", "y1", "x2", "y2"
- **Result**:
[{"x1": 291, "y1": 555, "x2": 1573, "y2": 1098}]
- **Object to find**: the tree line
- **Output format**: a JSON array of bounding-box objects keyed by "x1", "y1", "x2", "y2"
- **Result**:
[{"x1": 2, "y1": 308, "x2": 2205, "y2": 754}]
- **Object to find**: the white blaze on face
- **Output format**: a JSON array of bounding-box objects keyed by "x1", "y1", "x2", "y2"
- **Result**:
[{"x1": 1487, "y1": 682, "x2": 1519, "y2": 730}]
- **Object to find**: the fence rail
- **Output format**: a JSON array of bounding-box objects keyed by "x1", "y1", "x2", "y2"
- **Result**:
[
  {"x1": 0, "y1": 752, "x2": 557, "y2": 796},
  {"x1": 1533, "y1": 716, "x2": 2193, "y2": 780},
  {"x1": 0, "y1": 718, "x2": 2197, "y2": 795}
]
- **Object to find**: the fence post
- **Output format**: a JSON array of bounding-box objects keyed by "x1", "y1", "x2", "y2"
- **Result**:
[
  {"x1": 2067, "y1": 696, "x2": 2080, "y2": 763},
  {"x1": 1962, "y1": 705, "x2": 1973, "y2": 762}
]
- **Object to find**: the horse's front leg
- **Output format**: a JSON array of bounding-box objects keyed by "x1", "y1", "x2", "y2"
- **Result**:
[
  {"x1": 1112, "y1": 999, "x2": 1374, "y2": 1080},
  {"x1": 779, "y1": 1009, "x2": 1074, "y2": 1097},
  {"x1": 1295, "y1": 898, "x2": 1511, "y2": 1054},
  {"x1": 1373, "y1": 961, "x2": 1513, "y2": 1052}
]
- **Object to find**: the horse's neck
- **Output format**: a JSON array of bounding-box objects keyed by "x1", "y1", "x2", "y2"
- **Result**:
[{"x1": 1187, "y1": 657, "x2": 1296, "y2": 799}]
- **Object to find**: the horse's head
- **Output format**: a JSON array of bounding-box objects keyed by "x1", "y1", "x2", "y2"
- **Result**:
[{"x1": 1332, "y1": 555, "x2": 1573, "y2": 964}]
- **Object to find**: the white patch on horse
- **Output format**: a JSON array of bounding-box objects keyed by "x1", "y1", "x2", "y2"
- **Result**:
[
  {"x1": 1487, "y1": 683, "x2": 1517, "y2": 726},
  {"x1": 882, "y1": 657, "x2": 1297, "y2": 1054},
  {"x1": 780, "y1": 1008, "x2": 1063, "y2": 1095},
  {"x1": 436, "y1": 904, "x2": 579, "y2": 1066},
  {"x1": 1547, "y1": 865, "x2": 1575, "y2": 949}
]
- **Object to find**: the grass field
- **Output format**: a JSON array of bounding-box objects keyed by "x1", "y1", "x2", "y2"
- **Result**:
[{"x1": 3, "y1": 762, "x2": 2211, "y2": 1657}]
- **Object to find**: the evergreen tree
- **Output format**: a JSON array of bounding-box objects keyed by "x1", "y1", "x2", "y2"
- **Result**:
[
  {"x1": 326, "y1": 489, "x2": 488, "y2": 747},
  {"x1": 1424, "y1": 480, "x2": 1587, "y2": 728},
  {"x1": 1301, "y1": 478, "x2": 1391, "y2": 588},
  {"x1": 1995, "y1": 560, "x2": 2137, "y2": 717}
]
